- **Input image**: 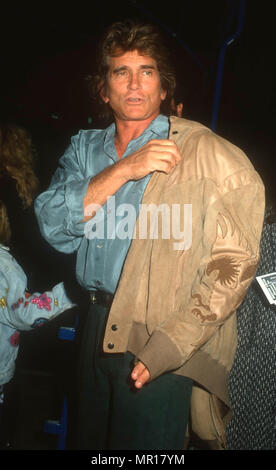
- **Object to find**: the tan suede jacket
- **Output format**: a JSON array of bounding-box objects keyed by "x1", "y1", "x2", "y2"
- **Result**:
[{"x1": 103, "y1": 116, "x2": 265, "y2": 447}]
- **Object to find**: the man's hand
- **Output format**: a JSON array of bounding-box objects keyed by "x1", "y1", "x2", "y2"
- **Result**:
[
  {"x1": 120, "y1": 139, "x2": 182, "y2": 182},
  {"x1": 131, "y1": 361, "x2": 151, "y2": 389},
  {"x1": 84, "y1": 139, "x2": 181, "y2": 221}
]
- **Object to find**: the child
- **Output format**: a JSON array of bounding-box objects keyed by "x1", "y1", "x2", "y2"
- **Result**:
[
  {"x1": 0, "y1": 243, "x2": 74, "y2": 392},
  {"x1": 0, "y1": 124, "x2": 76, "y2": 447}
]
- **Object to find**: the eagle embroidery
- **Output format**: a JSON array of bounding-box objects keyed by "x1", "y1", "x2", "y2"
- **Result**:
[
  {"x1": 206, "y1": 257, "x2": 240, "y2": 287},
  {"x1": 206, "y1": 212, "x2": 256, "y2": 289}
]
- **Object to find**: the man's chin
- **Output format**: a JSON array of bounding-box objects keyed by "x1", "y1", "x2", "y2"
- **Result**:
[{"x1": 117, "y1": 109, "x2": 160, "y2": 122}]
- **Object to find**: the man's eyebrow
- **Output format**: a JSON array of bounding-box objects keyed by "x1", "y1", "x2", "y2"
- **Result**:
[
  {"x1": 140, "y1": 65, "x2": 156, "y2": 69},
  {"x1": 112, "y1": 64, "x2": 156, "y2": 73},
  {"x1": 112, "y1": 66, "x2": 128, "y2": 73}
]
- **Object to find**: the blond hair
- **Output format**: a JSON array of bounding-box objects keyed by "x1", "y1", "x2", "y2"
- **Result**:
[
  {"x1": 0, "y1": 124, "x2": 39, "y2": 243},
  {"x1": 0, "y1": 201, "x2": 11, "y2": 245}
]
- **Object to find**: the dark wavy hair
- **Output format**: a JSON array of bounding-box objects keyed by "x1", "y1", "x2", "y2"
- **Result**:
[{"x1": 89, "y1": 19, "x2": 176, "y2": 123}]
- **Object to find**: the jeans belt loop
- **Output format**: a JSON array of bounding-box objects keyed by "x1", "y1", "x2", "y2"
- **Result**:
[
  {"x1": 90, "y1": 292, "x2": 97, "y2": 304},
  {"x1": 90, "y1": 290, "x2": 114, "y2": 309}
]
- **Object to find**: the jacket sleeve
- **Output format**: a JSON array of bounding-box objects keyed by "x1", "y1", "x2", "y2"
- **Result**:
[
  {"x1": 137, "y1": 169, "x2": 265, "y2": 381},
  {"x1": 34, "y1": 133, "x2": 91, "y2": 254}
]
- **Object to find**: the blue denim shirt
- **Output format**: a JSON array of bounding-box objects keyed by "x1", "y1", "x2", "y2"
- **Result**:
[
  {"x1": 0, "y1": 245, "x2": 74, "y2": 385},
  {"x1": 35, "y1": 115, "x2": 169, "y2": 294}
]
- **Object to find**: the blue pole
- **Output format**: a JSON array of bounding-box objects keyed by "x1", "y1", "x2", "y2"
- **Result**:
[{"x1": 211, "y1": 0, "x2": 246, "y2": 131}]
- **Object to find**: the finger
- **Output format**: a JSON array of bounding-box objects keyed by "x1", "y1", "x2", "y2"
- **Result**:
[
  {"x1": 154, "y1": 160, "x2": 176, "y2": 174},
  {"x1": 148, "y1": 139, "x2": 177, "y2": 146},
  {"x1": 146, "y1": 142, "x2": 180, "y2": 158},
  {"x1": 131, "y1": 361, "x2": 146, "y2": 380},
  {"x1": 143, "y1": 148, "x2": 181, "y2": 169},
  {"x1": 147, "y1": 143, "x2": 182, "y2": 163},
  {"x1": 153, "y1": 151, "x2": 182, "y2": 173},
  {"x1": 147, "y1": 141, "x2": 179, "y2": 153},
  {"x1": 131, "y1": 361, "x2": 150, "y2": 388},
  {"x1": 134, "y1": 368, "x2": 150, "y2": 389},
  {"x1": 132, "y1": 363, "x2": 151, "y2": 389}
]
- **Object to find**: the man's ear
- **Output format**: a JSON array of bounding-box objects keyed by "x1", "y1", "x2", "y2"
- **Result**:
[
  {"x1": 160, "y1": 89, "x2": 167, "y2": 101},
  {"x1": 99, "y1": 82, "x2": 109, "y2": 103}
]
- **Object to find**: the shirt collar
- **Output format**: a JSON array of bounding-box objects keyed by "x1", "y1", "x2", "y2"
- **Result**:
[
  {"x1": 146, "y1": 114, "x2": 169, "y2": 136},
  {"x1": 0, "y1": 244, "x2": 9, "y2": 251},
  {"x1": 103, "y1": 122, "x2": 117, "y2": 161},
  {"x1": 103, "y1": 114, "x2": 169, "y2": 160}
]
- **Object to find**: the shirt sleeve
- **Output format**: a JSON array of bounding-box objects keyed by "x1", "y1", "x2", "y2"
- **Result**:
[
  {"x1": 137, "y1": 170, "x2": 265, "y2": 381},
  {"x1": 34, "y1": 132, "x2": 92, "y2": 254}
]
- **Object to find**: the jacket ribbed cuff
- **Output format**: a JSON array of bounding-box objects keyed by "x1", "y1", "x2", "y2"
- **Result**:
[{"x1": 137, "y1": 330, "x2": 184, "y2": 381}]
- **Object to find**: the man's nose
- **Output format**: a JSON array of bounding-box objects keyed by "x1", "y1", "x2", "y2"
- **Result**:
[{"x1": 128, "y1": 72, "x2": 140, "y2": 90}]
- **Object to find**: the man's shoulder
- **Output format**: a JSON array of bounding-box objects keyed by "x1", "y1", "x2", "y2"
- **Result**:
[
  {"x1": 0, "y1": 245, "x2": 12, "y2": 265},
  {"x1": 169, "y1": 116, "x2": 261, "y2": 186},
  {"x1": 0, "y1": 245, "x2": 22, "y2": 272},
  {"x1": 73, "y1": 127, "x2": 106, "y2": 146},
  {"x1": 170, "y1": 116, "x2": 248, "y2": 162},
  {"x1": 169, "y1": 115, "x2": 208, "y2": 135},
  {"x1": 0, "y1": 246, "x2": 26, "y2": 291}
]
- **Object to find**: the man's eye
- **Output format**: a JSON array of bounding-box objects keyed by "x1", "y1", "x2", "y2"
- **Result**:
[{"x1": 142, "y1": 70, "x2": 153, "y2": 76}]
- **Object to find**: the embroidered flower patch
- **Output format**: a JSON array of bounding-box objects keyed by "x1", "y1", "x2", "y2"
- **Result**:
[
  {"x1": 9, "y1": 332, "x2": 20, "y2": 347},
  {"x1": 11, "y1": 298, "x2": 24, "y2": 310},
  {"x1": 31, "y1": 294, "x2": 52, "y2": 311}
]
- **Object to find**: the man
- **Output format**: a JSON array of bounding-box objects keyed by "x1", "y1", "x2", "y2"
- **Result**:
[
  {"x1": 35, "y1": 20, "x2": 265, "y2": 450},
  {"x1": 171, "y1": 97, "x2": 183, "y2": 117}
]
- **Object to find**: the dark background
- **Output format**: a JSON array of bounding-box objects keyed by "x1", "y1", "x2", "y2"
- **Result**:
[
  {"x1": 0, "y1": 0, "x2": 274, "y2": 450},
  {"x1": 0, "y1": 1, "x2": 274, "y2": 198}
]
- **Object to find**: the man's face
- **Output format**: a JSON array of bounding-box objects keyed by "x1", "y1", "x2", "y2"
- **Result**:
[{"x1": 101, "y1": 50, "x2": 167, "y2": 122}]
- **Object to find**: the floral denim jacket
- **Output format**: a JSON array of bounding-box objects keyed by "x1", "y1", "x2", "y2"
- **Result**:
[{"x1": 0, "y1": 244, "x2": 74, "y2": 386}]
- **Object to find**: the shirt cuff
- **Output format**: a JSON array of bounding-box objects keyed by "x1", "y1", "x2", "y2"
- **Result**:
[{"x1": 48, "y1": 282, "x2": 76, "y2": 317}]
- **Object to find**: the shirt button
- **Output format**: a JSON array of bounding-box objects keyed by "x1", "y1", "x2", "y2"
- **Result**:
[
  {"x1": 108, "y1": 343, "x2": 114, "y2": 350},
  {"x1": 111, "y1": 324, "x2": 118, "y2": 331}
]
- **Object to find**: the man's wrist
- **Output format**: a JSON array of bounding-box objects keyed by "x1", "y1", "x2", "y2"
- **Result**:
[{"x1": 114, "y1": 157, "x2": 133, "y2": 184}]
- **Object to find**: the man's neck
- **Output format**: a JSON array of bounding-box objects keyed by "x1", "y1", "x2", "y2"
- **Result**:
[{"x1": 114, "y1": 114, "x2": 160, "y2": 159}]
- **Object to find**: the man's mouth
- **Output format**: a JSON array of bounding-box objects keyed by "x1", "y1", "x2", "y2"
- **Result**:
[{"x1": 126, "y1": 97, "x2": 143, "y2": 103}]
